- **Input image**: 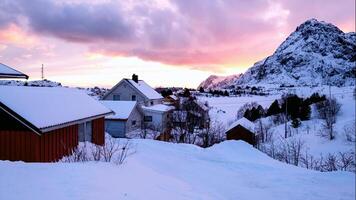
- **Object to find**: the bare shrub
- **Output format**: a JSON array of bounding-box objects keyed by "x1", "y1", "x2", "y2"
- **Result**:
[
  {"x1": 316, "y1": 98, "x2": 341, "y2": 140},
  {"x1": 63, "y1": 143, "x2": 89, "y2": 162},
  {"x1": 343, "y1": 122, "x2": 356, "y2": 142},
  {"x1": 114, "y1": 140, "x2": 135, "y2": 165}
]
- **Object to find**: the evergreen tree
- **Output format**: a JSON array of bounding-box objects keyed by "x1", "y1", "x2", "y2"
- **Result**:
[
  {"x1": 199, "y1": 87, "x2": 205, "y2": 93},
  {"x1": 291, "y1": 118, "x2": 301, "y2": 128},
  {"x1": 299, "y1": 102, "x2": 311, "y2": 121},
  {"x1": 266, "y1": 100, "x2": 281, "y2": 116},
  {"x1": 182, "y1": 88, "x2": 191, "y2": 97}
]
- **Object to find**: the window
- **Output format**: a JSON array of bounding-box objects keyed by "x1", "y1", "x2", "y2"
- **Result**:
[
  {"x1": 150, "y1": 101, "x2": 154, "y2": 106},
  {"x1": 78, "y1": 121, "x2": 92, "y2": 142},
  {"x1": 132, "y1": 95, "x2": 136, "y2": 101},
  {"x1": 131, "y1": 120, "x2": 136, "y2": 126},
  {"x1": 113, "y1": 94, "x2": 120, "y2": 100},
  {"x1": 144, "y1": 116, "x2": 152, "y2": 122}
]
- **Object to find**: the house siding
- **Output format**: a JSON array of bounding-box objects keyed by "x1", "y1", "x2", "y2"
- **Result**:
[
  {"x1": 0, "y1": 124, "x2": 79, "y2": 162},
  {"x1": 105, "y1": 120, "x2": 126, "y2": 138},
  {"x1": 226, "y1": 125, "x2": 256, "y2": 145},
  {"x1": 104, "y1": 81, "x2": 148, "y2": 103}
]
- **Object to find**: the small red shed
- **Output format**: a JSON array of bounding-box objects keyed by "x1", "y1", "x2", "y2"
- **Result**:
[
  {"x1": 225, "y1": 117, "x2": 256, "y2": 145},
  {"x1": 0, "y1": 86, "x2": 113, "y2": 162}
]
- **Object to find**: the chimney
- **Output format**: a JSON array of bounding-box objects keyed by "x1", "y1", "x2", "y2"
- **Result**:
[{"x1": 132, "y1": 74, "x2": 138, "y2": 83}]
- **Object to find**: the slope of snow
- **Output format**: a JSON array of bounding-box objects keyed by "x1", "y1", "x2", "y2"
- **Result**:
[
  {"x1": 199, "y1": 86, "x2": 355, "y2": 157},
  {"x1": 128, "y1": 80, "x2": 163, "y2": 100},
  {"x1": 100, "y1": 101, "x2": 137, "y2": 120},
  {"x1": 198, "y1": 74, "x2": 241, "y2": 90},
  {"x1": 0, "y1": 86, "x2": 112, "y2": 130},
  {"x1": 227, "y1": 117, "x2": 255, "y2": 133},
  {"x1": 142, "y1": 104, "x2": 175, "y2": 112},
  {"x1": 0, "y1": 63, "x2": 28, "y2": 78},
  {"x1": 0, "y1": 139, "x2": 354, "y2": 200}
]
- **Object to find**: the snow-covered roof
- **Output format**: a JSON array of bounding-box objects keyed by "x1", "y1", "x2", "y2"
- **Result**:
[
  {"x1": 226, "y1": 117, "x2": 255, "y2": 133},
  {"x1": 142, "y1": 104, "x2": 175, "y2": 113},
  {"x1": 100, "y1": 101, "x2": 137, "y2": 120},
  {"x1": 0, "y1": 86, "x2": 112, "y2": 133},
  {"x1": 169, "y1": 95, "x2": 178, "y2": 100},
  {"x1": 127, "y1": 79, "x2": 163, "y2": 100},
  {"x1": 0, "y1": 63, "x2": 28, "y2": 79}
]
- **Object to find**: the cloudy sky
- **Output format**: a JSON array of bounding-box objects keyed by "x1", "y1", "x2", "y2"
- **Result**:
[{"x1": 0, "y1": 0, "x2": 354, "y2": 88}]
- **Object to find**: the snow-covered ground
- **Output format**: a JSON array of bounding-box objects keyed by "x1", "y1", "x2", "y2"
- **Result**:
[
  {"x1": 0, "y1": 139, "x2": 354, "y2": 200},
  {"x1": 199, "y1": 86, "x2": 355, "y2": 157}
]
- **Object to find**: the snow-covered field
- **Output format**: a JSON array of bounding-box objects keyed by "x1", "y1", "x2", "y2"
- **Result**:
[
  {"x1": 199, "y1": 86, "x2": 355, "y2": 157},
  {"x1": 0, "y1": 139, "x2": 354, "y2": 200}
]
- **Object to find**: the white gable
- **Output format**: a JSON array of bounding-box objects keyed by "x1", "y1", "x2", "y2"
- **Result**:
[
  {"x1": 127, "y1": 80, "x2": 163, "y2": 100},
  {"x1": 226, "y1": 117, "x2": 255, "y2": 133},
  {"x1": 0, "y1": 86, "x2": 112, "y2": 130},
  {"x1": 100, "y1": 101, "x2": 137, "y2": 120}
]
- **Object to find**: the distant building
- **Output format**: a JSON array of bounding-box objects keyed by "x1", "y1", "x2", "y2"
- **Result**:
[
  {"x1": 0, "y1": 63, "x2": 28, "y2": 79},
  {"x1": 0, "y1": 86, "x2": 113, "y2": 162},
  {"x1": 102, "y1": 74, "x2": 174, "y2": 132},
  {"x1": 225, "y1": 117, "x2": 256, "y2": 145},
  {"x1": 100, "y1": 101, "x2": 142, "y2": 138}
]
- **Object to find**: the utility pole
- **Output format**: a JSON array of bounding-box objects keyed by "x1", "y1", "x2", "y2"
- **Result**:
[
  {"x1": 41, "y1": 64, "x2": 44, "y2": 80},
  {"x1": 284, "y1": 97, "x2": 288, "y2": 138}
]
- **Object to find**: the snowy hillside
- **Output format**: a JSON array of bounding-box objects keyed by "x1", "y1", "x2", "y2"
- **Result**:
[
  {"x1": 199, "y1": 86, "x2": 355, "y2": 170},
  {"x1": 199, "y1": 19, "x2": 356, "y2": 89},
  {"x1": 0, "y1": 139, "x2": 354, "y2": 200},
  {"x1": 198, "y1": 74, "x2": 241, "y2": 90}
]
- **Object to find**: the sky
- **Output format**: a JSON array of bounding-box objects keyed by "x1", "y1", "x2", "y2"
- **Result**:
[{"x1": 0, "y1": 0, "x2": 355, "y2": 88}]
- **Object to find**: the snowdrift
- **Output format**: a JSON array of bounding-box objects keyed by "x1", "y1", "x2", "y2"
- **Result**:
[{"x1": 0, "y1": 140, "x2": 354, "y2": 200}]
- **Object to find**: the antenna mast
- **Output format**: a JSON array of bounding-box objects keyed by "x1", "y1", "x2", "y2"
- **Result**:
[{"x1": 41, "y1": 64, "x2": 44, "y2": 80}]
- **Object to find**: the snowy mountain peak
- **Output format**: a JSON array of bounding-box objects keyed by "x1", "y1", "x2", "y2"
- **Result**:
[
  {"x1": 198, "y1": 74, "x2": 241, "y2": 90},
  {"x1": 199, "y1": 19, "x2": 356, "y2": 89}
]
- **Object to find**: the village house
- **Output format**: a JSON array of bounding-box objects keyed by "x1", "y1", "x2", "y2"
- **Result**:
[
  {"x1": 102, "y1": 74, "x2": 174, "y2": 132},
  {"x1": 225, "y1": 117, "x2": 256, "y2": 145},
  {"x1": 0, "y1": 63, "x2": 28, "y2": 79},
  {"x1": 100, "y1": 101, "x2": 142, "y2": 138},
  {"x1": 0, "y1": 86, "x2": 113, "y2": 162}
]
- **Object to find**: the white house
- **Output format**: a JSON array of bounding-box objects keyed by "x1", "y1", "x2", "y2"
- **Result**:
[
  {"x1": 100, "y1": 101, "x2": 142, "y2": 138},
  {"x1": 102, "y1": 74, "x2": 174, "y2": 132}
]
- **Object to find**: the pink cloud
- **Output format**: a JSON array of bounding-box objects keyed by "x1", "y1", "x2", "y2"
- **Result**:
[{"x1": 0, "y1": 0, "x2": 354, "y2": 72}]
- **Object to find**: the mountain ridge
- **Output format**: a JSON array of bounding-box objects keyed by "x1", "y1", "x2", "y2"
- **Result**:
[{"x1": 199, "y1": 19, "x2": 356, "y2": 89}]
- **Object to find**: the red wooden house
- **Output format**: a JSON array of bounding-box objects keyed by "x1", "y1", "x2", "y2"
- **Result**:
[
  {"x1": 0, "y1": 86, "x2": 113, "y2": 162},
  {"x1": 225, "y1": 117, "x2": 256, "y2": 145}
]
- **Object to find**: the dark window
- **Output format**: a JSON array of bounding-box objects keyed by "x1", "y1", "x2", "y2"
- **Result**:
[
  {"x1": 113, "y1": 94, "x2": 120, "y2": 100},
  {"x1": 150, "y1": 101, "x2": 154, "y2": 105},
  {"x1": 131, "y1": 120, "x2": 136, "y2": 126},
  {"x1": 144, "y1": 116, "x2": 152, "y2": 122},
  {"x1": 132, "y1": 95, "x2": 136, "y2": 101}
]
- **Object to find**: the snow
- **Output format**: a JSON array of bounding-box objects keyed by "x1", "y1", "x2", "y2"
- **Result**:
[
  {"x1": 142, "y1": 104, "x2": 175, "y2": 112},
  {"x1": 199, "y1": 86, "x2": 355, "y2": 158},
  {"x1": 100, "y1": 101, "x2": 137, "y2": 120},
  {"x1": 227, "y1": 117, "x2": 255, "y2": 133},
  {"x1": 0, "y1": 63, "x2": 27, "y2": 78},
  {"x1": 0, "y1": 86, "x2": 112, "y2": 130},
  {"x1": 0, "y1": 139, "x2": 354, "y2": 200},
  {"x1": 128, "y1": 80, "x2": 163, "y2": 100}
]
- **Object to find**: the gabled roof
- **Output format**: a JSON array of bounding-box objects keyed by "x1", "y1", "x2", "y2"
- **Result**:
[
  {"x1": 226, "y1": 117, "x2": 255, "y2": 133},
  {"x1": 100, "y1": 100, "x2": 138, "y2": 120},
  {"x1": 0, "y1": 86, "x2": 113, "y2": 134},
  {"x1": 0, "y1": 63, "x2": 29, "y2": 79},
  {"x1": 102, "y1": 78, "x2": 163, "y2": 100},
  {"x1": 126, "y1": 79, "x2": 163, "y2": 100}
]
